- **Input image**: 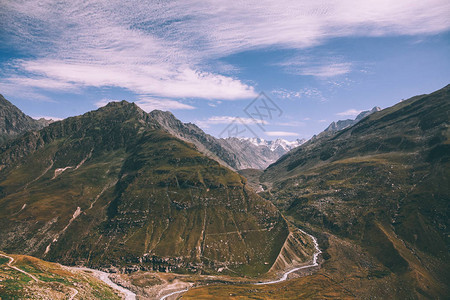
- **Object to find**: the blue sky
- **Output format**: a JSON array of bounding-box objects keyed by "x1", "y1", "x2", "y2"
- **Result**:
[{"x1": 0, "y1": 1, "x2": 449, "y2": 140}]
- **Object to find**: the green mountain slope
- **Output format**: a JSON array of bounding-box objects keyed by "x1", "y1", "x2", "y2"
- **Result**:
[
  {"x1": 0, "y1": 101, "x2": 289, "y2": 277},
  {"x1": 261, "y1": 84, "x2": 450, "y2": 298}
]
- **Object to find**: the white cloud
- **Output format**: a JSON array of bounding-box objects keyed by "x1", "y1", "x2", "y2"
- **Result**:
[
  {"x1": 11, "y1": 60, "x2": 255, "y2": 101},
  {"x1": 196, "y1": 116, "x2": 267, "y2": 128},
  {"x1": 272, "y1": 88, "x2": 326, "y2": 101},
  {"x1": 0, "y1": 82, "x2": 55, "y2": 102},
  {"x1": 1, "y1": 0, "x2": 449, "y2": 101},
  {"x1": 275, "y1": 121, "x2": 306, "y2": 127},
  {"x1": 275, "y1": 55, "x2": 353, "y2": 78},
  {"x1": 136, "y1": 98, "x2": 195, "y2": 111},
  {"x1": 207, "y1": 100, "x2": 222, "y2": 107},
  {"x1": 95, "y1": 99, "x2": 113, "y2": 108},
  {"x1": 265, "y1": 131, "x2": 299, "y2": 137},
  {"x1": 297, "y1": 63, "x2": 352, "y2": 78},
  {"x1": 336, "y1": 109, "x2": 363, "y2": 117},
  {"x1": 95, "y1": 97, "x2": 195, "y2": 111},
  {"x1": 6, "y1": 76, "x2": 80, "y2": 91}
]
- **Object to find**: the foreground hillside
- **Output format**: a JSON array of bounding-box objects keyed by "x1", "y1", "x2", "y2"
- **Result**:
[
  {"x1": 259, "y1": 85, "x2": 450, "y2": 298},
  {"x1": 0, "y1": 101, "x2": 293, "y2": 277},
  {"x1": 0, "y1": 252, "x2": 120, "y2": 299}
]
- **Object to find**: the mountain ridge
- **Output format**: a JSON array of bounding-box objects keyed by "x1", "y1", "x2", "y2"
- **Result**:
[
  {"x1": 323, "y1": 106, "x2": 381, "y2": 133},
  {"x1": 259, "y1": 84, "x2": 450, "y2": 298},
  {"x1": 0, "y1": 99, "x2": 313, "y2": 277},
  {"x1": 149, "y1": 109, "x2": 305, "y2": 170},
  {"x1": 0, "y1": 94, "x2": 51, "y2": 145}
]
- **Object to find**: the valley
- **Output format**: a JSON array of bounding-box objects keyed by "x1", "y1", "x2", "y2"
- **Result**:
[
  {"x1": 1, "y1": 1, "x2": 449, "y2": 298},
  {"x1": 0, "y1": 85, "x2": 449, "y2": 299},
  {"x1": 0, "y1": 222, "x2": 321, "y2": 299},
  {"x1": 71, "y1": 222, "x2": 322, "y2": 299}
]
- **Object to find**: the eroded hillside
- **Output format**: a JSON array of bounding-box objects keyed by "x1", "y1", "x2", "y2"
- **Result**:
[
  {"x1": 260, "y1": 85, "x2": 450, "y2": 298},
  {"x1": 0, "y1": 101, "x2": 291, "y2": 277}
]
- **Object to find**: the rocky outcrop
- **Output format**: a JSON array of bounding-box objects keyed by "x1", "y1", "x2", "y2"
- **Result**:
[
  {"x1": 323, "y1": 106, "x2": 381, "y2": 134},
  {"x1": 0, "y1": 94, "x2": 51, "y2": 144},
  {"x1": 268, "y1": 229, "x2": 316, "y2": 273}
]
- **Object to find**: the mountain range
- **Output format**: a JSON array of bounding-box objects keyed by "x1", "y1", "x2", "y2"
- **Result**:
[
  {"x1": 149, "y1": 109, "x2": 304, "y2": 170},
  {"x1": 259, "y1": 84, "x2": 450, "y2": 299},
  {"x1": 0, "y1": 100, "x2": 315, "y2": 279},
  {"x1": 0, "y1": 85, "x2": 449, "y2": 299}
]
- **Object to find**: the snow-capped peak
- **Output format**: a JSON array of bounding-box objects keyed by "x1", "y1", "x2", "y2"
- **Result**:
[
  {"x1": 235, "y1": 137, "x2": 306, "y2": 152},
  {"x1": 269, "y1": 138, "x2": 305, "y2": 151}
]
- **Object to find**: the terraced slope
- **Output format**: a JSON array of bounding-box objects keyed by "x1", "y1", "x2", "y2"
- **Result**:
[
  {"x1": 0, "y1": 101, "x2": 289, "y2": 277},
  {"x1": 260, "y1": 84, "x2": 450, "y2": 298}
]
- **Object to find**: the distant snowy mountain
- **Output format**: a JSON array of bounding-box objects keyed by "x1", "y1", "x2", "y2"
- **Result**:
[
  {"x1": 237, "y1": 137, "x2": 305, "y2": 152},
  {"x1": 222, "y1": 137, "x2": 307, "y2": 169},
  {"x1": 149, "y1": 110, "x2": 305, "y2": 170}
]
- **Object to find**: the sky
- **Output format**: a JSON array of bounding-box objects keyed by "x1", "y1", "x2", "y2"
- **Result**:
[{"x1": 0, "y1": 0, "x2": 449, "y2": 140}]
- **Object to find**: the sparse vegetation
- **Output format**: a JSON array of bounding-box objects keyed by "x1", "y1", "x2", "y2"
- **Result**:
[
  {"x1": 0, "y1": 253, "x2": 121, "y2": 299},
  {"x1": 258, "y1": 85, "x2": 450, "y2": 298},
  {"x1": 0, "y1": 101, "x2": 291, "y2": 277}
]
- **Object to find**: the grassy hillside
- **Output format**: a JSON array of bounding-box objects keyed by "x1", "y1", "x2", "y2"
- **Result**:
[
  {"x1": 182, "y1": 273, "x2": 355, "y2": 299},
  {"x1": 0, "y1": 252, "x2": 120, "y2": 299},
  {"x1": 259, "y1": 85, "x2": 450, "y2": 298},
  {"x1": 0, "y1": 101, "x2": 290, "y2": 277}
]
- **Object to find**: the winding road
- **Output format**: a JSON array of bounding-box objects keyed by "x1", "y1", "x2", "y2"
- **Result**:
[
  {"x1": 0, "y1": 253, "x2": 79, "y2": 299},
  {"x1": 75, "y1": 267, "x2": 136, "y2": 300},
  {"x1": 1, "y1": 228, "x2": 320, "y2": 299},
  {"x1": 160, "y1": 288, "x2": 189, "y2": 300},
  {"x1": 0, "y1": 253, "x2": 40, "y2": 282},
  {"x1": 157, "y1": 228, "x2": 322, "y2": 299},
  {"x1": 2, "y1": 228, "x2": 320, "y2": 300}
]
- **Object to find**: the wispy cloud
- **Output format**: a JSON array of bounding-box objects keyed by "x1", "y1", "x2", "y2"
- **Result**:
[
  {"x1": 196, "y1": 116, "x2": 267, "y2": 128},
  {"x1": 95, "y1": 97, "x2": 195, "y2": 111},
  {"x1": 276, "y1": 55, "x2": 353, "y2": 78},
  {"x1": 0, "y1": 82, "x2": 56, "y2": 102},
  {"x1": 297, "y1": 63, "x2": 352, "y2": 77},
  {"x1": 1, "y1": 0, "x2": 449, "y2": 102},
  {"x1": 15, "y1": 60, "x2": 256, "y2": 100},
  {"x1": 275, "y1": 121, "x2": 306, "y2": 127},
  {"x1": 265, "y1": 131, "x2": 299, "y2": 137},
  {"x1": 272, "y1": 88, "x2": 326, "y2": 101},
  {"x1": 336, "y1": 109, "x2": 362, "y2": 117},
  {"x1": 136, "y1": 98, "x2": 195, "y2": 111}
]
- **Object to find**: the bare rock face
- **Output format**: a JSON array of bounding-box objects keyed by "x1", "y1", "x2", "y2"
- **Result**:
[
  {"x1": 0, "y1": 94, "x2": 50, "y2": 144},
  {"x1": 323, "y1": 106, "x2": 381, "y2": 134}
]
